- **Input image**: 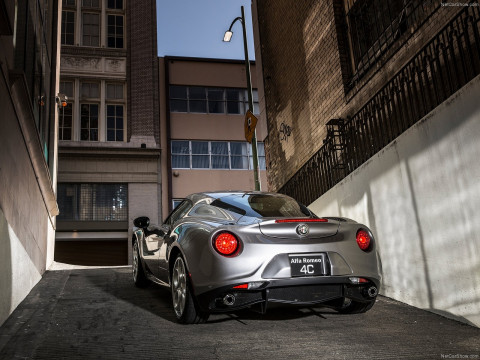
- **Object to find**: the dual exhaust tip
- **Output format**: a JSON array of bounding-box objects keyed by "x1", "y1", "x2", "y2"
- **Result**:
[
  {"x1": 223, "y1": 294, "x2": 236, "y2": 306},
  {"x1": 366, "y1": 286, "x2": 378, "y2": 298}
]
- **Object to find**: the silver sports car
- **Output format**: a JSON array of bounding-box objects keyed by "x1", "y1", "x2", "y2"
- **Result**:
[{"x1": 132, "y1": 191, "x2": 381, "y2": 324}]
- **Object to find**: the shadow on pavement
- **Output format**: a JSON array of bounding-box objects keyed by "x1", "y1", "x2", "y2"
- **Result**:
[
  {"x1": 86, "y1": 267, "x2": 343, "y2": 325},
  {"x1": 83, "y1": 267, "x2": 178, "y2": 323}
]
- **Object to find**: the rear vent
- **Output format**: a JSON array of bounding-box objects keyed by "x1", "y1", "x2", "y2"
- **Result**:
[{"x1": 268, "y1": 285, "x2": 342, "y2": 304}]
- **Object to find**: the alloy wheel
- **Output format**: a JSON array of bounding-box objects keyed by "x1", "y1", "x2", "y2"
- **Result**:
[{"x1": 172, "y1": 257, "x2": 187, "y2": 317}]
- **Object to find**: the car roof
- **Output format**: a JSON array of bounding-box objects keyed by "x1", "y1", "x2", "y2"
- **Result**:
[{"x1": 185, "y1": 191, "x2": 288, "y2": 204}]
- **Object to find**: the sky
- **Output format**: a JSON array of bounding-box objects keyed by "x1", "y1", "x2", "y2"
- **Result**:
[{"x1": 156, "y1": 0, "x2": 255, "y2": 60}]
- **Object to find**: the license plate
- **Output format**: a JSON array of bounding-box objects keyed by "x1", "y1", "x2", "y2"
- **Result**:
[{"x1": 289, "y1": 254, "x2": 326, "y2": 277}]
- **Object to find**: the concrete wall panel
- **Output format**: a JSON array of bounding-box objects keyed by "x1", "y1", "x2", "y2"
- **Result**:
[
  {"x1": 0, "y1": 209, "x2": 43, "y2": 326},
  {"x1": 0, "y1": 78, "x2": 54, "y2": 326},
  {"x1": 309, "y1": 76, "x2": 480, "y2": 327}
]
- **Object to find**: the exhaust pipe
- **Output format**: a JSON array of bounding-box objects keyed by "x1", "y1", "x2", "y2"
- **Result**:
[
  {"x1": 223, "y1": 294, "x2": 236, "y2": 306},
  {"x1": 367, "y1": 286, "x2": 378, "y2": 298}
]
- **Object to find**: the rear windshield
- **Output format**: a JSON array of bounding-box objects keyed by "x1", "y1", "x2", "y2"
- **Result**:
[{"x1": 211, "y1": 193, "x2": 312, "y2": 218}]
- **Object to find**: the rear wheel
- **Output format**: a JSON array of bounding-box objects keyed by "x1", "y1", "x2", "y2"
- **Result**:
[
  {"x1": 171, "y1": 255, "x2": 208, "y2": 324},
  {"x1": 132, "y1": 241, "x2": 149, "y2": 287},
  {"x1": 334, "y1": 298, "x2": 375, "y2": 314}
]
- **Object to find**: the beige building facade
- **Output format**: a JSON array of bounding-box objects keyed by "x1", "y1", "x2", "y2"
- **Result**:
[
  {"x1": 56, "y1": 0, "x2": 160, "y2": 265},
  {"x1": 159, "y1": 57, "x2": 268, "y2": 218}
]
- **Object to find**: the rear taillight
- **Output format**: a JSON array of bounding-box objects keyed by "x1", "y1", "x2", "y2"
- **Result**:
[
  {"x1": 356, "y1": 229, "x2": 371, "y2": 251},
  {"x1": 275, "y1": 218, "x2": 328, "y2": 223},
  {"x1": 213, "y1": 232, "x2": 239, "y2": 256}
]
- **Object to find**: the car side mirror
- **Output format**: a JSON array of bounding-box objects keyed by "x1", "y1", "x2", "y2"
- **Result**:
[
  {"x1": 134, "y1": 216, "x2": 150, "y2": 229},
  {"x1": 152, "y1": 228, "x2": 165, "y2": 237}
]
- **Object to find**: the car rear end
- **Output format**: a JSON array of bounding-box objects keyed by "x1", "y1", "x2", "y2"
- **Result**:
[{"x1": 191, "y1": 216, "x2": 381, "y2": 314}]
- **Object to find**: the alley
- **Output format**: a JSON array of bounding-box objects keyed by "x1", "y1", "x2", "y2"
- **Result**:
[{"x1": 0, "y1": 267, "x2": 478, "y2": 359}]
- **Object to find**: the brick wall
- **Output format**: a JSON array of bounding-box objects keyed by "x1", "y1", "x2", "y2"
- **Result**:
[
  {"x1": 127, "y1": 0, "x2": 160, "y2": 143},
  {"x1": 256, "y1": 0, "x2": 461, "y2": 192}
]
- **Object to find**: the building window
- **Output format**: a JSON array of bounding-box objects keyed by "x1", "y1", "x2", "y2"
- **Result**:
[
  {"x1": 82, "y1": 0, "x2": 99, "y2": 8},
  {"x1": 169, "y1": 86, "x2": 259, "y2": 115},
  {"x1": 80, "y1": 104, "x2": 99, "y2": 141},
  {"x1": 61, "y1": 81, "x2": 74, "y2": 98},
  {"x1": 230, "y1": 142, "x2": 249, "y2": 169},
  {"x1": 59, "y1": 104, "x2": 73, "y2": 141},
  {"x1": 61, "y1": 11, "x2": 75, "y2": 45},
  {"x1": 63, "y1": 0, "x2": 76, "y2": 6},
  {"x1": 226, "y1": 88, "x2": 242, "y2": 114},
  {"x1": 345, "y1": 0, "x2": 405, "y2": 72},
  {"x1": 169, "y1": 86, "x2": 188, "y2": 112},
  {"x1": 59, "y1": 81, "x2": 74, "y2": 141},
  {"x1": 106, "y1": 105, "x2": 124, "y2": 141},
  {"x1": 171, "y1": 140, "x2": 266, "y2": 170},
  {"x1": 105, "y1": 83, "x2": 124, "y2": 141},
  {"x1": 82, "y1": 12, "x2": 99, "y2": 46},
  {"x1": 343, "y1": 0, "x2": 438, "y2": 79},
  {"x1": 171, "y1": 140, "x2": 190, "y2": 168},
  {"x1": 189, "y1": 87, "x2": 207, "y2": 113},
  {"x1": 191, "y1": 141, "x2": 209, "y2": 168},
  {"x1": 211, "y1": 142, "x2": 229, "y2": 169},
  {"x1": 249, "y1": 142, "x2": 266, "y2": 170},
  {"x1": 172, "y1": 199, "x2": 184, "y2": 210},
  {"x1": 107, "y1": 0, "x2": 123, "y2": 9},
  {"x1": 107, "y1": 14, "x2": 124, "y2": 48},
  {"x1": 81, "y1": 82, "x2": 99, "y2": 98},
  {"x1": 57, "y1": 183, "x2": 128, "y2": 221},
  {"x1": 208, "y1": 88, "x2": 225, "y2": 114},
  {"x1": 106, "y1": 83, "x2": 124, "y2": 100}
]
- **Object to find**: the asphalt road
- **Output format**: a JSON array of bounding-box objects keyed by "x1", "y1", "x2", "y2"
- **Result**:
[{"x1": 0, "y1": 267, "x2": 478, "y2": 360}]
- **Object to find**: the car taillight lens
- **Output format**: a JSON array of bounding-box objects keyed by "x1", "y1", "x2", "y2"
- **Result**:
[
  {"x1": 356, "y1": 229, "x2": 371, "y2": 251},
  {"x1": 213, "y1": 232, "x2": 239, "y2": 256}
]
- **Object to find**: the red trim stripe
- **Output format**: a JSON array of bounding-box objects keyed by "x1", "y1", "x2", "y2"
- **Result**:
[{"x1": 275, "y1": 218, "x2": 328, "y2": 223}]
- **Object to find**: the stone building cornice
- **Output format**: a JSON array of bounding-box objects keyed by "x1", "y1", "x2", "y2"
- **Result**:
[{"x1": 61, "y1": 45, "x2": 127, "y2": 58}]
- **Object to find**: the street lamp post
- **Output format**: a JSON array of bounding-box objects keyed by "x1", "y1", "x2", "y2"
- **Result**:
[{"x1": 224, "y1": 6, "x2": 261, "y2": 191}]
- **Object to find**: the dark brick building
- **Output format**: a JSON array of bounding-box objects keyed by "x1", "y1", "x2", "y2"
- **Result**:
[
  {"x1": 253, "y1": 0, "x2": 480, "y2": 327},
  {"x1": 255, "y1": 1, "x2": 469, "y2": 194}
]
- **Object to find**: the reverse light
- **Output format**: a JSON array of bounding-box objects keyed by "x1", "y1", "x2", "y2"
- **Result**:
[
  {"x1": 213, "y1": 232, "x2": 239, "y2": 256},
  {"x1": 356, "y1": 229, "x2": 371, "y2": 251},
  {"x1": 349, "y1": 277, "x2": 369, "y2": 284},
  {"x1": 233, "y1": 282, "x2": 265, "y2": 290},
  {"x1": 275, "y1": 218, "x2": 328, "y2": 223}
]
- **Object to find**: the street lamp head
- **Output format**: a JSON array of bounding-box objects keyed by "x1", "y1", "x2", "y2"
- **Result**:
[{"x1": 223, "y1": 30, "x2": 233, "y2": 42}]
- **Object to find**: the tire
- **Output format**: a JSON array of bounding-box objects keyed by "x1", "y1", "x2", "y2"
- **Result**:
[
  {"x1": 334, "y1": 298, "x2": 375, "y2": 314},
  {"x1": 171, "y1": 255, "x2": 208, "y2": 324},
  {"x1": 132, "y1": 241, "x2": 149, "y2": 288}
]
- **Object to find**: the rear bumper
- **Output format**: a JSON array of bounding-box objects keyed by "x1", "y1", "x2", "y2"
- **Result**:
[{"x1": 195, "y1": 277, "x2": 379, "y2": 314}]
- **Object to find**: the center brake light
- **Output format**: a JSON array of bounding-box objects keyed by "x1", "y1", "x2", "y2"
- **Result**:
[{"x1": 275, "y1": 218, "x2": 328, "y2": 223}]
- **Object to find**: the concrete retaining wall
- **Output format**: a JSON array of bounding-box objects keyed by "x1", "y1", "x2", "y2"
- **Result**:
[
  {"x1": 309, "y1": 75, "x2": 480, "y2": 327},
  {"x1": 0, "y1": 76, "x2": 55, "y2": 326}
]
